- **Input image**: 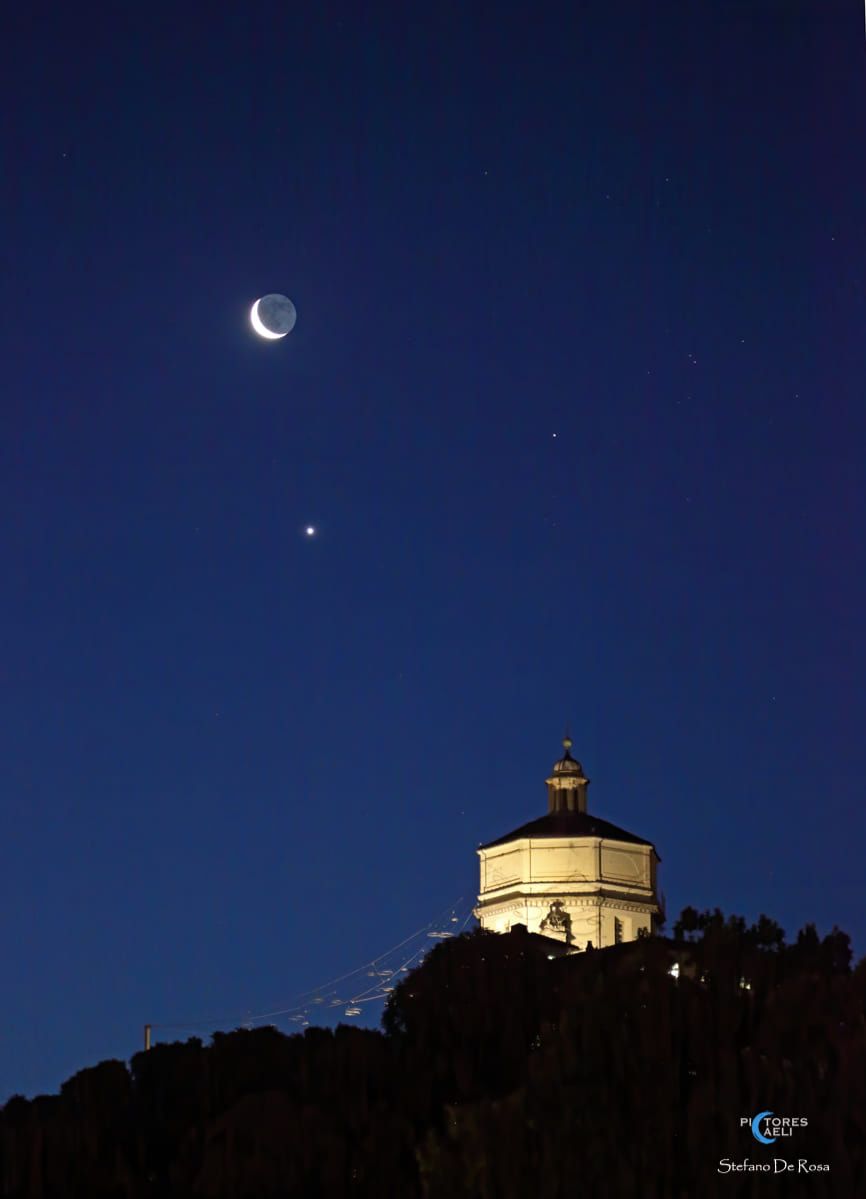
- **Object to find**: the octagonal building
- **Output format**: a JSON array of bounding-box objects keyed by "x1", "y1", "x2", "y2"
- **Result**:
[{"x1": 475, "y1": 739, "x2": 663, "y2": 950}]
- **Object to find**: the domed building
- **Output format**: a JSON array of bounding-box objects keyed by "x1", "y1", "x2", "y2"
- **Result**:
[{"x1": 475, "y1": 739, "x2": 663, "y2": 950}]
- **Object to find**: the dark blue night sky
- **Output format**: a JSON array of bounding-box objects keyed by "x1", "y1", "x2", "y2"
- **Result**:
[{"x1": 2, "y1": 1, "x2": 865, "y2": 1098}]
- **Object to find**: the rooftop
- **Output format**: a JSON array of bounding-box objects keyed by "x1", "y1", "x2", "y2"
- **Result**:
[{"x1": 479, "y1": 808, "x2": 658, "y2": 855}]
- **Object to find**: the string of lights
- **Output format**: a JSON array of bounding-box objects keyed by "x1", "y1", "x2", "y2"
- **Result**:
[{"x1": 149, "y1": 893, "x2": 475, "y2": 1041}]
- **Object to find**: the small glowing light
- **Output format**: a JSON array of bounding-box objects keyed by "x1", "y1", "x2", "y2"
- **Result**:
[
  {"x1": 305, "y1": 526, "x2": 316, "y2": 537},
  {"x1": 668, "y1": 961, "x2": 681, "y2": 979}
]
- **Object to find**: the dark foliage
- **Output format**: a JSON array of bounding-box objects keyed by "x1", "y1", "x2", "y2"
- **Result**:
[{"x1": 2, "y1": 913, "x2": 864, "y2": 1197}]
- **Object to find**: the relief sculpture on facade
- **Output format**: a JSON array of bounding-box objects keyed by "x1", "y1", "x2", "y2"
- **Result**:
[{"x1": 539, "y1": 899, "x2": 573, "y2": 944}]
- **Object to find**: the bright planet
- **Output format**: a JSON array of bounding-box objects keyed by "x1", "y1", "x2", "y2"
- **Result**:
[{"x1": 250, "y1": 293, "x2": 297, "y2": 340}]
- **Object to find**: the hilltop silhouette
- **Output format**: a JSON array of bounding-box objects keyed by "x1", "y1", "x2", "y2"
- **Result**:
[{"x1": 2, "y1": 911, "x2": 864, "y2": 1197}]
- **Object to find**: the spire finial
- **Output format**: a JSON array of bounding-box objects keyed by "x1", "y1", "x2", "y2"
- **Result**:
[{"x1": 563, "y1": 732, "x2": 572, "y2": 752}]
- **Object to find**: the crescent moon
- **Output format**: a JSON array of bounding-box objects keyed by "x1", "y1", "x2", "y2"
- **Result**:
[
  {"x1": 250, "y1": 299, "x2": 287, "y2": 340},
  {"x1": 751, "y1": 1111, "x2": 776, "y2": 1144}
]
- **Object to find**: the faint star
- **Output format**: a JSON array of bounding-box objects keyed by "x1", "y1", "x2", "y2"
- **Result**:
[{"x1": 305, "y1": 526, "x2": 316, "y2": 537}]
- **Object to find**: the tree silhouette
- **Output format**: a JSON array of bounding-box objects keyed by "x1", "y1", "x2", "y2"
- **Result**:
[{"x1": 2, "y1": 910, "x2": 864, "y2": 1197}]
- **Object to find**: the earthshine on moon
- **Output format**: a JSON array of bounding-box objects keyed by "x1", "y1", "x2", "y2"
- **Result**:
[{"x1": 250, "y1": 293, "x2": 297, "y2": 340}]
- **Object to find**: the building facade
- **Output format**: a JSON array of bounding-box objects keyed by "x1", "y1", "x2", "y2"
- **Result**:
[{"x1": 475, "y1": 739, "x2": 662, "y2": 950}]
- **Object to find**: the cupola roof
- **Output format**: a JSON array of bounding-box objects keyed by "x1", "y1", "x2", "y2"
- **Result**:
[{"x1": 552, "y1": 736, "x2": 585, "y2": 775}]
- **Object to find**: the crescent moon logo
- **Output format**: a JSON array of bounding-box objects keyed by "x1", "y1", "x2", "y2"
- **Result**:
[
  {"x1": 751, "y1": 1111, "x2": 777, "y2": 1144},
  {"x1": 250, "y1": 299, "x2": 286, "y2": 340}
]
